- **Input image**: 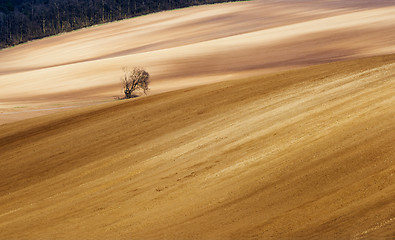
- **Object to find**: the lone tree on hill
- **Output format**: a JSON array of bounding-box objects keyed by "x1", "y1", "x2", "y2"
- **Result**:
[{"x1": 121, "y1": 67, "x2": 150, "y2": 98}]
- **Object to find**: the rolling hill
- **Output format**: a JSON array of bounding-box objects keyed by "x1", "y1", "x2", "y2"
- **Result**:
[
  {"x1": 0, "y1": 54, "x2": 394, "y2": 239},
  {"x1": 1, "y1": 0, "x2": 395, "y2": 124}
]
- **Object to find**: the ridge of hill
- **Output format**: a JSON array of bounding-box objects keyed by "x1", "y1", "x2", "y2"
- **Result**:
[
  {"x1": 0, "y1": 0, "x2": 244, "y2": 49},
  {"x1": 0, "y1": 54, "x2": 394, "y2": 239}
]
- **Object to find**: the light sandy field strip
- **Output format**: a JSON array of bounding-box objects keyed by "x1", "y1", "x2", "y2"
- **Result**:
[
  {"x1": 1, "y1": 0, "x2": 395, "y2": 124},
  {"x1": 0, "y1": 55, "x2": 394, "y2": 239}
]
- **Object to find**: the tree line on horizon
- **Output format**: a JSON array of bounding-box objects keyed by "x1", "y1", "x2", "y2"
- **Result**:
[{"x1": 0, "y1": 0, "x2": 244, "y2": 49}]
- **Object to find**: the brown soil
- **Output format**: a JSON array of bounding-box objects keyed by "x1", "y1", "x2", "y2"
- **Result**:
[{"x1": 0, "y1": 54, "x2": 394, "y2": 239}]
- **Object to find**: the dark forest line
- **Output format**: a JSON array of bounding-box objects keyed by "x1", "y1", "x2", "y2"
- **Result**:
[{"x1": 0, "y1": 0, "x2": 245, "y2": 49}]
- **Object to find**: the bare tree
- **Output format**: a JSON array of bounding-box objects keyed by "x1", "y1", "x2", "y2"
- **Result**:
[{"x1": 121, "y1": 67, "x2": 150, "y2": 98}]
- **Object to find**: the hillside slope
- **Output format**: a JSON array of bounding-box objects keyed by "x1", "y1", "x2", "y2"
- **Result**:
[
  {"x1": 1, "y1": 0, "x2": 395, "y2": 124},
  {"x1": 0, "y1": 55, "x2": 394, "y2": 239}
]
